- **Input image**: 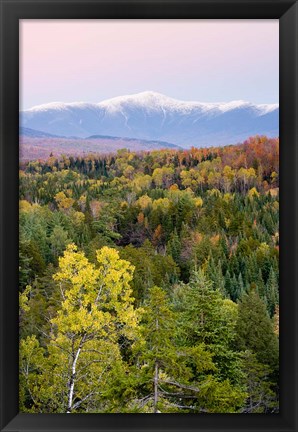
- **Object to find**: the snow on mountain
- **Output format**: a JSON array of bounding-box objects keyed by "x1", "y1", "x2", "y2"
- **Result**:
[{"x1": 20, "y1": 91, "x2": 279, "y2": 148}]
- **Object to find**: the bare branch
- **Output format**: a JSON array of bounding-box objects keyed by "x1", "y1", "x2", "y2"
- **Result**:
[
  {"x1": 160, "y1": 379, "x2": 200, "y2": 393},
  {"x1": 72, "y1": 391, "x2": 98, "y2": 410}
]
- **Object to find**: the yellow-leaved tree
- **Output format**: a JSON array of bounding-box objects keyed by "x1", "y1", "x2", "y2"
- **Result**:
[{"x1": 20, "y1": 244, "x2": 140, "y2": 413}]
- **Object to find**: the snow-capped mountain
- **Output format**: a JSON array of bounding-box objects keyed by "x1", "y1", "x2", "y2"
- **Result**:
[{"x1": 20, "y1": 91, "x2": 279, "y2": 148}]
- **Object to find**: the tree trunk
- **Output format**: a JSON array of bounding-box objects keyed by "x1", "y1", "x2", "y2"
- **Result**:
[
  {"x1": 67, "y1": 346, "x2": 81, "y2": 413},
  {"x1": 154, "y1": 360, "x2": 159, "y2": 413},
  {"x1": 154, "y1": 316, "x2": 159, "y2": 413}
]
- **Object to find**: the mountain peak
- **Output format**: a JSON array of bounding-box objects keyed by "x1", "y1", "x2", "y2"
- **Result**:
[
  {"x1": 97, "y1": 92, "x2": 278, "y2": 115},
  {"x1": 24, "y1": 92, "x2": 278, "y2": 115},
  {"x1": 20, "y1": 92, "x2": 279, "y2": 147},
  {"x1": 98, "y1": 91, "x2": 180, "y2": 111}
]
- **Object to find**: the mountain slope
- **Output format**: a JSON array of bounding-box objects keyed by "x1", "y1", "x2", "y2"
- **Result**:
[
  {"x1": 19, "y1": 129, "x2": 181, "y2": 161},
  {"x1": 20, "y1": 127, "x2": 63, "y2": 138},
  {"x1": 20, "y1": 91, "x2": 279, "y2": 147}
]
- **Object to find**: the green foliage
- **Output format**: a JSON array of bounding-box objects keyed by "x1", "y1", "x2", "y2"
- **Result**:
[
  {"x1": 19, "y1": 137, "x2": 279, "y2": 413},
  {"x1": 120, "y1": 241, "x2": 179, "y2": 304},
  {"x1": 236, "y1": 288, "x2": 279, "y2": 372},
  {"x1": 20, "y1": 245, "x2": 140, "y2": 413},
  {"x1": 175, "y1": 270, "x2": 244, "y2": 385},
  {"x1": 239, "y1": 350, "x2": 278, "y2": 413},
  {"x1": 131, "y1": 286, "x2": 245, "y2": 413}
]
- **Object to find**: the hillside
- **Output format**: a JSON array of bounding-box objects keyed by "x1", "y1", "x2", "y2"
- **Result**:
[{"x1": 19, "y1": 130, "x2": 181, "y2": 160}]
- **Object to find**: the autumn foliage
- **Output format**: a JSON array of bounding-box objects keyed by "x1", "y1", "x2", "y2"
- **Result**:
[{"x1": 19, "y1": 136, "x2": 279, "y2": 413}]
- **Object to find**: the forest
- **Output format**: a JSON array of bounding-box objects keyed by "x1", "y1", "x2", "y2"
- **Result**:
[{"x1": 19, "y1": 135, "x2": 279, "y2": 414}]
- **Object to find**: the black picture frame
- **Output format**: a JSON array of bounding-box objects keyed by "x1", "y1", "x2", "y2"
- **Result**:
[{"x1": 0, "y1": 1, "x2": 297, "y2": 431}]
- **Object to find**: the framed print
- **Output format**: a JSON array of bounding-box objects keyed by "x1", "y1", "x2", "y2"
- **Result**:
[{"x1": 0, "y1": 0, "x2": 297, "y2": 431}]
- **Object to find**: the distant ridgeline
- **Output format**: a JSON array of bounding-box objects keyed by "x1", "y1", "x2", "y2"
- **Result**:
[{"x1": 19, "y1": 127, "x2": 182, "y2": 161}]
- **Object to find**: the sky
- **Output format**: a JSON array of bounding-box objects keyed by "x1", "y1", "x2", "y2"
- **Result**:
[{"x1": 20, "y1": 20, "x2": 279, "y2": 110}]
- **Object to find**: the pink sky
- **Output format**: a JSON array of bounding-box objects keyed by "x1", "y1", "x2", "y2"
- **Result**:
[{"x1": 20, "y1": 20, "x2": 279, "y2": 110}]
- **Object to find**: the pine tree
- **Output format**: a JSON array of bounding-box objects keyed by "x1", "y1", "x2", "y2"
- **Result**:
[
  {"x1": 236, "y1": 288, "x2": 279, "y2": 372},
  {"x1": 176, "y1": 270, "x2": 244, "y2": 386},
  {"x1": 167, "y1": 228, "x2": 181, "y2": 265},
  {"x1": 265, "y1": 267, "x2": 279, "y2": 317},
  {"x1": 133, "y1": 286, "x2": 208, "y2": 412},
  {"x1": 206, "y1": 257, "x2": 226, "y2": 296},
  {"x1": 256, "y1": 268, "x2": 265, "y2": 298},
  {"x1": 132, "y1": 286, "x2": 244, "y2": 413},
  {"x1": 240, "y1": 350, "x2": 278, "y2": 413},
  {"x1": 229, "y1": 273, "x2": 239, "y2": 302},
  {"x1": 224, "y1": 269, "x2": 232, "y2": 299},
  {"x1": 237, "y1": 272, "x2": 245, "y2": 300}
]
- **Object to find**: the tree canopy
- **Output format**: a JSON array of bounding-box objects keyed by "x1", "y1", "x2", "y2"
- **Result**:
[{"x1": 19, "y1": 136, "x2": 279, "y2": 413}]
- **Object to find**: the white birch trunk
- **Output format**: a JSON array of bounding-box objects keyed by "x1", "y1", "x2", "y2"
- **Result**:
[{"x1": 67, "y1": 346, "x2": 81, "y2": 413}]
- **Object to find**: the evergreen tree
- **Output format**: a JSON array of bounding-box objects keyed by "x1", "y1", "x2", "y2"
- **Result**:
[
  {"x1": 206, "y1": 257, "x2": 226, "y2": 296},
  {"x1": 167, "y1": 228, "x2": 181, "y2": 264},
  {"x1": 132, "y1": 286, "x2": 244, "y2": 413},
  {"x1": 240, "y1": 350, "x2": 278, "y2": 413},
  {"x1": 224, "y1": 269, "x2": 232, "y2": 299},
  {"x1": 237, "y1": 272, "x2": 245, "y2": 300},
  {"x1": 229, "y1": 273, "x2": 239, "y2": 302},
  {"x1": 176, "y1": 270, "x2": 244, "y2": 385},
  {"x1": 236, "y1": 288, "x2": 279, "y2": 372},
  {"x1": 265, "y1": 267, "x2": 279, "y2": 317},
  {"x1": 256, "y1": 268, "x2": 265, "y2": 298}
]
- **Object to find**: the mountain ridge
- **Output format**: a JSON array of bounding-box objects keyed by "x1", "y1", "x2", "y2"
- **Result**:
[
  {"x1": 20, "y1": 91, "x2": 279, "y2": 148},
  {"x1": 24, "y1": 91, "x2": 278, "y2": 114}
]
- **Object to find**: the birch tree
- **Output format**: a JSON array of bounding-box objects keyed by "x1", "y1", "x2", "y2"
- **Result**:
[{"x1": 20, "y1": 244, "x2": 140, "y2": 413}]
